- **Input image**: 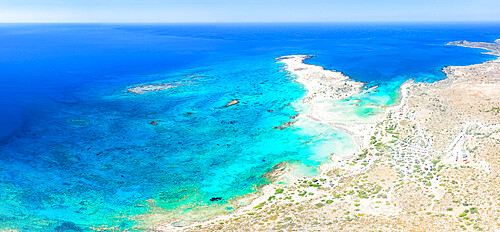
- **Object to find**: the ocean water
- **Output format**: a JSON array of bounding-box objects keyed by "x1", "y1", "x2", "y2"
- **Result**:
[{"x1": 0, "y1": 23, "x2": 499, "y2": 231}]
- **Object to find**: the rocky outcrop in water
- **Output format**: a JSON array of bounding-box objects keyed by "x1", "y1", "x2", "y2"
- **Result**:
[
  {"x1": 261, "y1": 161, "x2": 291, "y2": 181},
  {"x1": 225, "y1": 99, "x2": 239, "y2": 107}
]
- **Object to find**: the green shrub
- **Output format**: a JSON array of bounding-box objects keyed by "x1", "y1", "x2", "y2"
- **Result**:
[{"x1": 254, "y1": 202, "x2": 265, "y2": 209}]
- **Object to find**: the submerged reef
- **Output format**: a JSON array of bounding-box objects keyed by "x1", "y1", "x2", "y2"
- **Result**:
[{"x1": 126, "y1": 75, "x2": 203, "y2": 94}]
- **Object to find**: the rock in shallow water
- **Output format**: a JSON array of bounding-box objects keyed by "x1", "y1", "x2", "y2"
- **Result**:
[{"x1": 225, "y1": 99, "x2": 239, "y2": 107}]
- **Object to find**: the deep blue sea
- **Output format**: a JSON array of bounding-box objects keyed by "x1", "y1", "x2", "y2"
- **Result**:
[{"x1": 0, "y1": 23, "x2": 499, "y2": 231}]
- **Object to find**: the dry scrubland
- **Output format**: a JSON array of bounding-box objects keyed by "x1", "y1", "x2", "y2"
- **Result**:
[{"x1": 157, "y1": 40, "x2": 500, "y2": 231}]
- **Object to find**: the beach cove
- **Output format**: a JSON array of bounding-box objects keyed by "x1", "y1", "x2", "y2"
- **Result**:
[
  {"x1": 155, "y1": 53, "x2": 411, "y2": 230},
  {"x1": 1, "y1": 24, "x2": 500, "y2": 231}
]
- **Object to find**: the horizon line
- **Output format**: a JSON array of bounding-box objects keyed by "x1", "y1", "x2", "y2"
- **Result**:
[{"x1": 1, "y1": 21, "x2": 500, "y2": 24}]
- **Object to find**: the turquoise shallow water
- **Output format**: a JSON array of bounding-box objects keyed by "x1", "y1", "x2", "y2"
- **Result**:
[{"x1": 0, "y1": 23, "x2": 499, "y2": 231}]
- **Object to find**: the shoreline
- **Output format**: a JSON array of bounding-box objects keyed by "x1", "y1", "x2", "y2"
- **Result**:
[
  {"x1": 276, "y1": 55, "x2": 375, "y2": 155},
  {"x1": 155, "y1": 39, "x2": 500, "y2": 231},
  {"x1": 155, "y1": 55, "x2": 412, "y2": 231}
]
